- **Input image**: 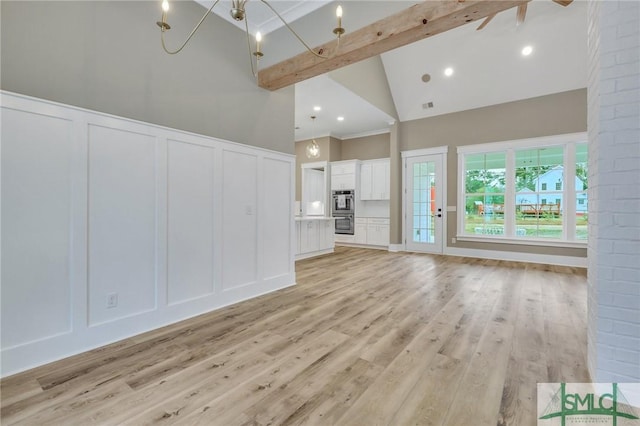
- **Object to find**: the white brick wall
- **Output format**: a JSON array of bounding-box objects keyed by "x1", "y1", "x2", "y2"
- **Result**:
[{"x1": 588, "y1": 0, "x2": 640, "y2": 383}]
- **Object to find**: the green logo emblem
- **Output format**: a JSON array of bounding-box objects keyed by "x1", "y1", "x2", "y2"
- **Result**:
[{"x1": 539, "y1": 383, "x2": 640, "y2": 426}]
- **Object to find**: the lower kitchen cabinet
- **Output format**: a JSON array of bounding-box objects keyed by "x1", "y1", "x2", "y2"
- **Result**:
[
  {"x1": 354, "y1": 218, "x2": 368, "y2": 244},
  {"x1": 366, "y1": 218, "x2": 390, "y2": 246},
  {"x1": 340, "y1": 217, "x2": 389, "y2": 248},
  {"x1": 295, "y1": 218, "x2": 335, "y2": 260}
]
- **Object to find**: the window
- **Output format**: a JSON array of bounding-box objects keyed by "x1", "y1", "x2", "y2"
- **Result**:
[
  {"x1": 464, "y1": 153, "x2": 505, "y2": 235},
  {"x1": 458, "y1": 133, "x2": 587, "y2": 245},
  {"x1": 515, "y1": 146, "x2": 563, "y2": 239},
  {"x1": 575, "y1": 143, "x2": 588, "y2": 240}
]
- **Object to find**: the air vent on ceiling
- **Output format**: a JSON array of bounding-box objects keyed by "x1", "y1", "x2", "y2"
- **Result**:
[{"x1": 422, "y1": 102, "x2": 434, "y2": 109}]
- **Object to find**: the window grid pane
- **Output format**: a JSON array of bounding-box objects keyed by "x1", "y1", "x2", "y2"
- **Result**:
[
  {"x1": 464, "y1": 153, "x2": 506, "y2": 236},
  {"x1": 514, "y1": 147, "x2": 564, "y2": 239}
]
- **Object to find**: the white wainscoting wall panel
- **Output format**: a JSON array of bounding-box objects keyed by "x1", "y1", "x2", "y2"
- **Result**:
[
  {"x1": 1, "y1": 108, "x2": 74, "y2": 349},
  {"x1": 88, "y1": 125, "x2": 159, "y2": 326},
  {"x1": 222, "y1": 150, "x2": 259, "y2": 292},
  {"x1": 262, "y1": 157, "x2": 294, "y2": 281},
  {"x1": 0, "y1": 91, "x2": 296, "y2": 377},
  {"x1": 167, "y1": 139, "x2": 216, "y2": 306}
]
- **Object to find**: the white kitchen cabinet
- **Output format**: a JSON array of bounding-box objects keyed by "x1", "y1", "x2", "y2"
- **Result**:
[
  {"x1": 299, "y1": 220, "x2": 319, "y2": 254},
  {"x1": 334, "y1": 234, "x2": 355, "y2": 244},
  {"x1": 331, "y1": 162, "x2": 356, "y2": 175},
  {"x1": 295, "y1": 218, "x2": 335, "y2": 260},
  {"x1": 319, "y1": 219, "x2": 335, "y2": 249},
  {"x1": 331, "y1": 173, "x2": 355, "y2": 190},
  {"x1": 360, "y1": 159, "x2": 390, "y2": 200},
  {"x1": 330, "y1": 160, "x2": 358, "y2": 190},
  {"x1": 354, "y1": 218, "x2": 368, "y2": 244},
  {"x1": 336, "y1": 217, "x2": 390, "y2": 248},
  {"x1": 366, "y1": 218, "x2": 390, "y2": 246},
  {"x1": 360, "y1": 163, "x2": 373, "y2": 199}
]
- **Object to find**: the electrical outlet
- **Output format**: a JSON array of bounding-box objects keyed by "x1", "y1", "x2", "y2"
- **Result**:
[
  {"x1": 451, "y1": 237, "x2": 457, "y2": 244},
  {"x1": 107, "y1": 293, "x2": 118, "y2": 309},
  {"x1": 245, "y1": 205, "x2": 253, "y2": 215}
]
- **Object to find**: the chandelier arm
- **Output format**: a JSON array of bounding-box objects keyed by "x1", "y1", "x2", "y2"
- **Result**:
[
  {"x1": 160, "y1": 0, "x2": 221, "y2": 55},
  {"x1": 244, "y1": 17, "x2": 258, "y2": 78},
  {"x1": 259, "y1": 0, "x2": 329, "y2": 59}
]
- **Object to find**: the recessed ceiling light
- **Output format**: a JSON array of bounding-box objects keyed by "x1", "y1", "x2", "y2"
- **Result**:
[
  {"x1": 313, "y1": 106, "x2": 322, "y2": 111},
  {"x1": 522, "y1": 45, "x2": 533, "y2": 56},
  {"x1": 337, "y1": 116, "x2": 345, "y2": 121},
  {"x1": 444, "y1": 67, "x2": 454, "y2": 77}
]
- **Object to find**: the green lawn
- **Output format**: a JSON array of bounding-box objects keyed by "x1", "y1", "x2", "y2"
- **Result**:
[{"x1": 465, "y1": 214, "x2": 588, "y2": 239}]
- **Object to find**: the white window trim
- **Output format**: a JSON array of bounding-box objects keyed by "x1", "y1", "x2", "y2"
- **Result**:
[{"x1": 457, "y1": 132, "x2": 587, "y2": 246}]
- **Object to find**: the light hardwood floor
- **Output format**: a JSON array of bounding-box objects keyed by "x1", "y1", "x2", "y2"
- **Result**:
[{"x1": 1, "y1": 246, "x2": 589, "y2": 425}]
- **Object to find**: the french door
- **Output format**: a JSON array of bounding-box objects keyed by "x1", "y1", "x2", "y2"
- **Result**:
[{"x1": 404, "y1": 153, "x2": 445, "y2": 253}]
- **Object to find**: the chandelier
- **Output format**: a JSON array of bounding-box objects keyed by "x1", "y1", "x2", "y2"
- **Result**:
[
  {"x1": 157, "y1": 0, "x2": 345, "y2": 77},
  {"x1": 306, "y1": 115, "x2": 320, "y2": 159}
]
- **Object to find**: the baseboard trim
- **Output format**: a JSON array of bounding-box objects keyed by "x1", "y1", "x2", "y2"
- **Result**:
[
  {"x1": 388, "y1": 244, "x2": 404, "y2": 252},
  {"x1": 443, "y1": 246, "x2": 587, "y2": 268},
  {"x1": 295, "y1": 248, "x2": 334, "y2": 261},
  {"x1": 335, "y1": 242, "x2": 390, "y2": 251}
]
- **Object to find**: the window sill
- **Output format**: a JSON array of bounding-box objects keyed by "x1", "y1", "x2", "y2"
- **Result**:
[{"x1": 456, "y1": 235, "x2": 587, "y2": 249}]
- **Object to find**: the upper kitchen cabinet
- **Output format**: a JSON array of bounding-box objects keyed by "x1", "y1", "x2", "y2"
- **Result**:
[
  {"x1": 360, "y1": 158, "x2": 390, "y2": 200},
  {"x1": 330, "y1": 160, "x2": 359, "y2": 191}
]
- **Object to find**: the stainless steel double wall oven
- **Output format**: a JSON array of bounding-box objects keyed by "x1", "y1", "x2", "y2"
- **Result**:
[{"x1": 332, "y1": 190, "x2": 354, "y2": 235}]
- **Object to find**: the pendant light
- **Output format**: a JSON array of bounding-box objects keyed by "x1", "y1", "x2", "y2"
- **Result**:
[{"x1": 306, "y1": 115, "x2": 320, "y2": 159}]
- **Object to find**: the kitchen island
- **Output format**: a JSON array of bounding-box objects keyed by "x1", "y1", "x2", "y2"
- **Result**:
[{"x1": 295, "y1": 217, "x2": 335, "y2": 260}]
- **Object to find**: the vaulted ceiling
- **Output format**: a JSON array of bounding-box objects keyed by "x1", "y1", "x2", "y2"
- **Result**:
[{"x1": 203, "y1": 0, "x2": 588, "y2": 141}]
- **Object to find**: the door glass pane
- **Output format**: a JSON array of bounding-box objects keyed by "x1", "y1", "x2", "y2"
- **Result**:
[{"x1": 412, "y1": 161, "x2": 435, "y2": 244}]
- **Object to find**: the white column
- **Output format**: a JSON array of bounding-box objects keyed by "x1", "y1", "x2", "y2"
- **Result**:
[{"x1": 587, "y1": 0, "x2": 640, "y2": 382}]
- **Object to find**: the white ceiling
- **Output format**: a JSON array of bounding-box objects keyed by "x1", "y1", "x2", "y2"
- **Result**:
[
  {"x1": 198, "y1": 0, "x2": 588, "y2": 142},
  {"x1": 294, "y1": 74, "x2": 395, "y2": 141},
  {"x1": 381, "y1": 0, "x2": 588, "y2": 122},
  {"x1": 201, "y1": 0, "x2": 330, "y2": 35}
]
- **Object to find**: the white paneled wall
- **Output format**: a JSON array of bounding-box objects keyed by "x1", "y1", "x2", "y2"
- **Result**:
[
  {"x1": 167, "y1": 140, "x2": 216, "y2": 305},
  {"x1": 88, "y1": 125, "x2": 159, "y2": 326},
  {"x1": 1, "y1": 108, "x2": 74, "y2": 348},
  {"x1": 222, "y1": 150, "x2": 259, "y2": 291},
  {"x1": 262, "y1": 158, "x2": 295, "y2": 280},
  {"x1": 0, "y1": 92, "x2": 296, "y2": 377}
]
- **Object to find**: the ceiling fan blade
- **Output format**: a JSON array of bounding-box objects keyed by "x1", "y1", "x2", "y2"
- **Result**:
[
  {"x1": 552, "y1": 0, "x2": 574, "y2": 6},
  {"x1": 516, "y1": 3, "x2": 527, "y2": 26},
  {"x1": 476, "y1": 13, "x2": 496, "y2": 31}
]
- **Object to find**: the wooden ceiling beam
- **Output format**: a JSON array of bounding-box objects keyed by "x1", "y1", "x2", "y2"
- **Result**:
[{"x1": 258, "y1": 0, "x2": 529, "y2": 91}]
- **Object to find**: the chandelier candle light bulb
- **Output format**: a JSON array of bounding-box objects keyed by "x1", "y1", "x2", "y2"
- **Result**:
[
  {"x1": 255, "y1": 32, "x2": 262, "y2": 56},
  {"x1": 158, "y1": 0, "x2": 170, "y2": 29},
  {"x1": 334, "y1": 5, "x2": 345, "y2": 37}
]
